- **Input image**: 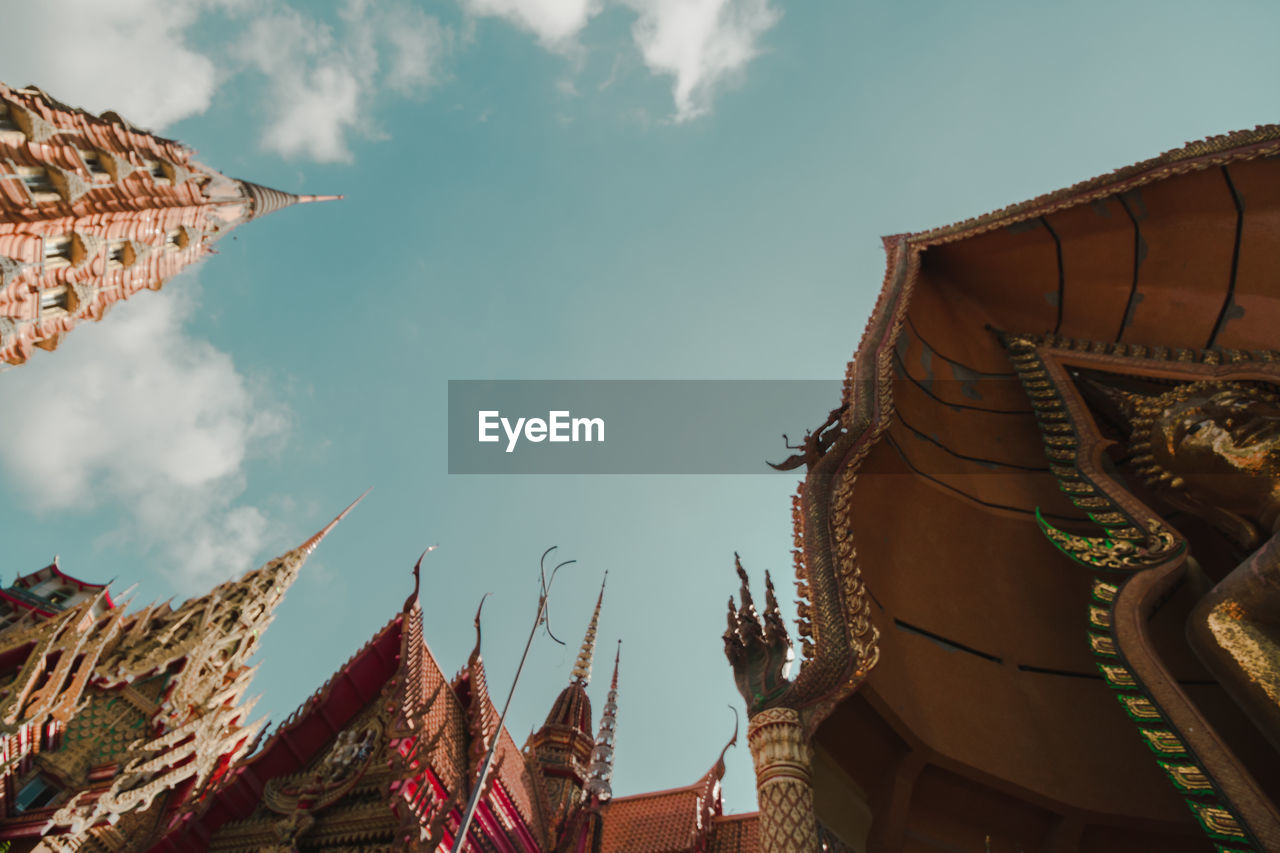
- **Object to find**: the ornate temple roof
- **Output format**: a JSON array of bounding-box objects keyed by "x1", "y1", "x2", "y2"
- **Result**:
[
  {"x1": 154, "y1": 565, "x2": 551, "y2": 852},
  {"x1": 152, "y1": 609, "x2": 409, "y2": 850},
  {"x1": 0, "y1": 500, "x2": 360, "y2": 846},
  {"x1": 800, "y1": 124, "x2": 1280, "y2": 850},
  {"x1": 0, "y1": 533, "x2": 761, "y2": 851},
  {"x1": 543, "y1": 682, "x2": 592, "y2": 736},
  {"x1": 11, "y1": 557, "x2": 113, "y2": 601},
  {"x1": 0, "y1": 557, "x2": 114, "y2": 621}
]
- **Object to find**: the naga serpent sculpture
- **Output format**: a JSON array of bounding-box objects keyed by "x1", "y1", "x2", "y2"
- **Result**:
[
  {"x1": 723, "y1": 404, "x2": 880, "y2": 853},
  {"x1": 1003, "y1": 331, "x2": 1280, "y2": 853}
]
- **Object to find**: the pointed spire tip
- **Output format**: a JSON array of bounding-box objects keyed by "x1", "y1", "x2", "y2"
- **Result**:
[
  {"x1": 300, "y1": 487, "x2": 371, "y2": 556},
  {"x1": 571, "y1": 572, "x2": 607, "y2": 686},
  {"x1": 611, "y1": 639, "x2": 621, "y2": 689}
]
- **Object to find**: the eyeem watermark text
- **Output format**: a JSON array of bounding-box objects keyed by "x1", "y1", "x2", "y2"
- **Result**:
[
  {"x1": 449, "y1": 380, "x2": 844, "y2": 474},
  {"x1": 478, "y1": 410, "x2": 605, "y2": 453}
]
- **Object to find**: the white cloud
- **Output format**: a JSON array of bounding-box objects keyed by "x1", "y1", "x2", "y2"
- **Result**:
[
  {"x1": 237, "y1": 1, "x2": 450, "y2": 162},
  {"x1": 0, "y1": 0, "x2": 240, "y2": 131},
  {"x1": 623, "y1": 0, "x2": 781, "y2": 122},
  {"x1": 0, "y1": 0, "x2": 447, "y2": 163},
  {"x1": 456, "y1": 0, "x2": 777, "y2": 121},
  {"x1": 460, "y1": 0, "x2": 602, "y2": 51},
  {"x1": 0, "y1": 281, "x2": 288, "y2": 591},
  {"x1": 379, "y1": 5, "x2": 452, "y2": 95},
  {"x1": 0, "y1": 0, "x2": 774, "y2": 154},
  {"x1": 236, "y1": 10, "x2": 362, "y2": 162}
]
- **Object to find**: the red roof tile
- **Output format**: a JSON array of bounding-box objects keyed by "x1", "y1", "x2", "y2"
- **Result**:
[
  {"x1": 600, "y1": 786, "x2": 707, "y2": 853},
  {"x1": 708, "y1": 813, "x2": 760, "y2": 853}
]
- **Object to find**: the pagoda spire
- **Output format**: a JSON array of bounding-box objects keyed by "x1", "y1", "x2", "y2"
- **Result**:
[
  {"x1": 31, "y1": 493, "x2": 367, "y2": 837},
  {"x1": 585, "y1": 640, "x2": 621, "y2": 801},
  {"x1": 232, "y1": 488, "x2": 368, "y2": 611},
  {"x1": 237, "y1": 180, "x2": 343, "y2": 222},
  {"x1": 0, "y1": 82, "x2": 345, "y2": 368},
  {"x1": 570, "y1": 571, "x2": 607, "y2": 685},
  {"x1": 297, "y1": 488, "x2": 367, "y2": 556},
  {"x1": 96, "y1": 490, "x2": 368, "y2": 692}
]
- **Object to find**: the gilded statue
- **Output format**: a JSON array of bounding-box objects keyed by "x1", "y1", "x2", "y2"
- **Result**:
[
  {"x1": 998, "y1": 331, "x2": 1280, "y2": 848},
  {"x1": 1101, "y1": 379, "x2": 1280, "y2": 751}
]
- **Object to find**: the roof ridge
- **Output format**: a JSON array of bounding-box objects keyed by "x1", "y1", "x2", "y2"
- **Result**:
[
  {"x1": 907, "y1": 124, "x2": 1280, "y2": 249},
  {"x1": 605, "y1": 780, "x2": 705, "y2": 803}
]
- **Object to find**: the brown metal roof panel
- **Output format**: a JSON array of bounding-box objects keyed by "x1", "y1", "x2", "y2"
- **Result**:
[
  {"x1": 1043, "y1": 196, "x2": 1138, "y2": 341},
  {"x1": 1213, "y1": 156, "x2": 1280, "y2": 351},
  {"x1": 866, "y1": 626, "x2": 1190, "y2": 824},
  {"x1": 1115, "y1": 170, "x2": 1239, "y2": 348}
]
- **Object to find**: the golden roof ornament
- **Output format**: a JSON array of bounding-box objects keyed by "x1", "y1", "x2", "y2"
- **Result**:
[{"x1": 570, "y1": 572, "x2": 606, "y2": 686}]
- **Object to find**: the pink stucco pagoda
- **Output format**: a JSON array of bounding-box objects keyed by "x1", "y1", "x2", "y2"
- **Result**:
[{"x1": 0, "y1": 82, "x2": 336, "y2": 366}]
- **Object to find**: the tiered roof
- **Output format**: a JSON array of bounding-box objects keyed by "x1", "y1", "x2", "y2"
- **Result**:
[
  {"x1": 0, "y1": 500, "x2": 359, "y2": 846},
  {"x1": 151, "y1": 553, "x2": 760, "y2": 853},
  {"x1": 0, "y1": 557, "x2": 114, "y2": 622}
]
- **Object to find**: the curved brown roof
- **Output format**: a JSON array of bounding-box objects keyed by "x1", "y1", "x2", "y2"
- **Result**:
[{"x1": 813, "y1": 126, "x2": 1280, "y2": 850}]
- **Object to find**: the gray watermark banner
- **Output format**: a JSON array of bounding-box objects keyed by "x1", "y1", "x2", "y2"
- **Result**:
[{"x1": 448, "y1": 380, "x2": 847, "y2": 474}]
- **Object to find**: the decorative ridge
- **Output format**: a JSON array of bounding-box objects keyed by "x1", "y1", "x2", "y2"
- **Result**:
[
  {"x1": 710, "y1": 706, "x2": 739, "y2": 782},
  {"x1": 905, "y1": 124, "x2": 1280, "y2": 249},
  {"x1": 600, "y1": 717, "x2": 736, "y2": 809},
  {"x1": 603, "y1": 780, "x2": 707, "y2": 804},
  {"x1": 468, "y1": 593, "x2": 489, "y2": 668},
  {"x1": 460, "y1": 594, "x2": 502, "y2": 784},
  {"x1": 267, "y1": 608, "x2": 405, "y2": 739},
  {"x1": 160, "y1": 608, "x2": 410, "y2": 843},
  {"x1": 405, "y1": 543, "x2": 437, "y2": 612},
  {"x1": 8, "y1": 559, "x2": 117, "y2": 612}
]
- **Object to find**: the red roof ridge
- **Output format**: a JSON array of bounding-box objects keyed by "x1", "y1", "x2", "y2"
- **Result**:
[
  {"x1": 606, "y1": 779, "x2": 706, "y2": 804},
  {"x1": 156, "y1": 608, "x2": 411, "y2": 847},
  {"x1": 277, "y1": 610, "x2": 404, "y2": 733}
]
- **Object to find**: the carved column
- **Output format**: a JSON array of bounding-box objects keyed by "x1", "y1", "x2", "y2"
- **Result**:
[{"x1": 748, "y1": 707, "x2": 819, "y2": 852}]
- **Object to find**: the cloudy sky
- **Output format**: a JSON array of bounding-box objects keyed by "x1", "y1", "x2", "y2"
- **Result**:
[{"x1": 2, "y1": 0, "x2": 1280, "y2": 814}]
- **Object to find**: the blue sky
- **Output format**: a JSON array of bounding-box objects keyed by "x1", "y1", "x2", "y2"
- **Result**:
[{"x1": 2, "y1": 0, "x2": 1280, "y2": 815}]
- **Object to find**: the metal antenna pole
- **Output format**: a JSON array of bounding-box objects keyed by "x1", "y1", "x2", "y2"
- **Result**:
[{"x1": 450, "y1": 547, "x2": 574, "y2": 852}]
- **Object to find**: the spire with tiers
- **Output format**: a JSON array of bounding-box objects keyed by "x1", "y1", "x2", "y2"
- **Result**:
[
  {"x1": 528, "y1": 572, "x2": 609, "y2": 835},
  {"x1": 544, "y1": 572, "x2": 606, "y2": 733},
  {"x1": 0, "y1": 496, "x2": 363, "y2": 843},
  {"x1": 570, "y1": 570, "x2": 605, "y2": 686},
  {"x1": 585, "y1": 640, "x2": 621, "y2": 802},
  {"x1": 96, "y1": 491, "x2": 367, "y2": 700}
]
